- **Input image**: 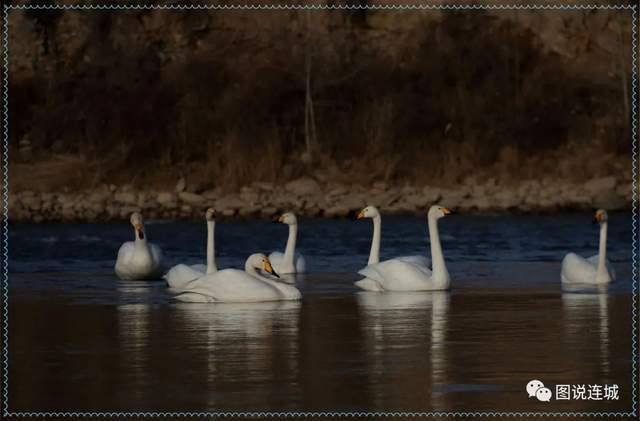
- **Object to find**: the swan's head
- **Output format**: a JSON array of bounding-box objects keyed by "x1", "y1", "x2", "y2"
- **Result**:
[
  {"x1": 276, "y1": 212, "x2": 297, "y2": 225},
  {"x1": 357, "y1": 205, "x2": 380, "y2": 220},
  {"x1": 428, "y1": 205, "x2": 455, "y2": 220},
  {"x1": 130, "y1": 212, "x2": 145, "y2": 240},
  {"x1": 593, "y1": 209, "x2": 608, "y2": 224},
  {"x1": 205, "y1": 208, "x2": 216, "y2": 221},
  {"x1": 247, "y1": 253, "x2": 280, "y2": 278}
]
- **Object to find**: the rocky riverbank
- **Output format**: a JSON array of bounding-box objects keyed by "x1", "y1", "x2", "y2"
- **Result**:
[{"x1": 7, "y1": 175, "x2": 632, "y2": 223}]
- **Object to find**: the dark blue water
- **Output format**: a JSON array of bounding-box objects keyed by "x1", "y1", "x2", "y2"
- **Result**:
[{"x1": 6, "y1": 212, "x2": 636, "y2": 412}]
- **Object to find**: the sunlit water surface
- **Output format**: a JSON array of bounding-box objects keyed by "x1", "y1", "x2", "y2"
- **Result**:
[{"x1": 7, "y1": 213, "x2": 635, "y2": 412}]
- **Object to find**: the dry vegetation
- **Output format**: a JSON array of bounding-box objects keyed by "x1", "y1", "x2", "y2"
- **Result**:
[{"x1": 7, "y1": 7, "x2": 633, "y2": 192}]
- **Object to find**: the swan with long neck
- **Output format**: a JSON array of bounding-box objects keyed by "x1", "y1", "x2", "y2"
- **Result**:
[
  {"x1": 177, "y1": 253, "x2": 302, "y2": 303},
  {"x1": 115, "y1": 212, "x2": 164, "y2": 280},
  {"x1": 355, "y1": 205, "x2": 453, "y2": 292},
  {"x1": 561, "y1": 209, "x2": 616, "y2": 285},
  {"x1": 357, "y1": 205, "x2": 430, "y2": 269},
  {"x1": 164, "y1": 208, "x2": 217, "y2": 290},
  {"x1": 269, "y1": 212, "x2": 306, "y2": 274}
]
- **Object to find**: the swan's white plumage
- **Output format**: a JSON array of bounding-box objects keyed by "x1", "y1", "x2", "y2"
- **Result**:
[
  {"x1": 270, "y1": 212, "x2": 305, "y2": 274},
  {"x1": 177, "y1": 254, "x2": 301, "y2": 303},
  {"x1": 179, "y1": 269, "x2": 286, "y2": 302},
  {"x1": 115, "y1": 241, "x2": 164, "y2": 280},
  {"x1": 586, "y1": 255, "x2": 616, "y2": 279},
  {"x1": 164, "y1": 263, "x2": 206, "y2": 290},
  {"x1": 269, "y1": 251, "x2": 306, "y2": 274},
  {"x1": 561, "y1": 253, "x2": 615, "y2": 285},
  {"x1": 355, "y1": 205, "x2": 452, "y2": 292},
  {"x1": 561, "y1": 209, "x2": 615, "y2": 285},
  {"x1": 358, "y1": 259, "x2": 438, "y2": 291},
  {"x1": 354, "y1": 278, "x2": 384, "y2": 292},
  {"x1": 164, "y1": 208, "x2": 217, "y2": 290},
  {"x1": 114, "y1": 213, "x2": 164, "y2": 280},
  {"x1": 395, "y1": 255, "x2": 430, "y2": 268}
]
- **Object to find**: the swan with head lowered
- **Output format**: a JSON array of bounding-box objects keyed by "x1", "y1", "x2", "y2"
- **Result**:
[
  {"x1": 561, "y1": 209, "x2": 616, "y2": 285},
  {"x1": 177, "y1": 253, "x2": 301, "y2": 303},
  {"x1": 269, "y1": 212, "x2": 306, "y2": 274},
  {"x1": 164, "y1": 208, "x2": 217, "y2": 291},
  {"x1": 115, "y1": 212, "x2": 164, "y2": 280},
  {"x1": 355, "y1": 205, "x2": 454, "y2": 292}
]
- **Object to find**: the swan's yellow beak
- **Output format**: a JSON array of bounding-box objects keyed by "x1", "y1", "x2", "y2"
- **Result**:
[
  {"x1": 264, "y1": 259, "x2": 279, "y2": 278},
  {"x1": 357, "y1": 209, "x2": 365, "y2": 219},
  {"x1": 278, "y1": 214, "x2": 285, "y2": 223},
  {"x1": 442, "y1": 207, "x2": 453, "y2": 215}
]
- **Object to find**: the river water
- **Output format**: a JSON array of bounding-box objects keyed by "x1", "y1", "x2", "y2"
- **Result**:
[{"x1": 6, "y1": 212, "x2": 635, "y2": 413}]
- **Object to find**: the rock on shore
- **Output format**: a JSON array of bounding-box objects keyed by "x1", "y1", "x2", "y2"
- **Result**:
[{"x1": 7, "y1": 176, "x2": 633, "y2": 222}]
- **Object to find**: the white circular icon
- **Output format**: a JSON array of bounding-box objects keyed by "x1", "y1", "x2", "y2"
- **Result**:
[
  {"x1": 536, "y1": 387, "x2": 552, "y2": 402},
  {"x1": 526, "y1": 379, "x2": 545, "y2": 398}
]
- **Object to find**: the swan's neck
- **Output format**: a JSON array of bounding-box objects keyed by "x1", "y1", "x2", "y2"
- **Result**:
[
  {"x1": 134, "y1": 230, "x2": 150, "y2": 253},
  {"x1": 244, "y1": 264, "x2": 266, "y2": 281},
  {"x1": 428, "y1": 215, "x2": 449, "y2": 285},
  {"x1": 596, "y1": 221, "x2": 609, "y2": 282},
  {"x1": 245, "y1": 261, "x2": 257, "y2": 275},
  {"x1": 369, "y1": 215, "x2": 381, "y2": 265},
  {"x1": 206, "y1": 220, "x2": 217, "y2": 274},
  {"x1": 283, "y1": 224, "x2": 298, "y2": 266}
]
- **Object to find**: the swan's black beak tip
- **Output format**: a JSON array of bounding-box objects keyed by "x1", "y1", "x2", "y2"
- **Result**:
[{"x1": 272, "y1": 270, "x2": 280, "y2": 279}]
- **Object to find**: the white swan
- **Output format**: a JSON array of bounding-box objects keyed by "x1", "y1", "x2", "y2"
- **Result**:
[
  {"x1": 115, "y1": 212, "x2": 164, "y2": 280},
  {"x1": 357, "y1": 205, "x2": 430, "y2": 268},
  {"x1": 268, "y1": 212, "x2": 306, "y2": 274},
  {"x1": 164, "y1": 208, "x2": 217, "y2": 290},
  {"x1": 561, "y1": 209, "x2": 616, "y2": 285},
  {"x1": 177, "y1": 253, "x2": 301, "y2": 303},
  {"x1": 355, "y1": 205, "x2": 454, "y2": 291}
]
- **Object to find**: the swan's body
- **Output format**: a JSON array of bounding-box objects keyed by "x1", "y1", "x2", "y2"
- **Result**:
[
  {"x1": 164, "y1": 208, "x2": 217, "y2": 290},
  {"x1": 269, "y1": 212, "x2": 306, "y2": 274},
  {"x1": 115, "y1": 212, "x2": 164, "y2": 280},
  {"x1": 561, "y1": 209, "x2": 616, "y2": 285},
  {"x1": 355, "y1": 205, "x2": 453, "y2": 292},
  {"x1": 178, "y1": 254, "x2": 301, "y2": 303}
]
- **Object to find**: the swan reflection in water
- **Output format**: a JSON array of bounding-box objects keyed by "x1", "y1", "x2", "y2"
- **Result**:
[
  {"x1": 118, "y1": 300, "x2": 300, "y2": 409},
  {"x1": 174, "y1": 301, "x2": 301, "y2": 407},
  {"x1": 356, "y1": 291, "x2": 450, "y2": 409},
  {"x1": 562, "y1": 285, "x2": 611, "y2": 377}
]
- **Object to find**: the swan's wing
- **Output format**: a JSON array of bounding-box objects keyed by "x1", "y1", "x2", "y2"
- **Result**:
[
  {"x1": 561, "y1": 253, "x2": 597, "y2": 284},
  {"x1": 295, "y1": 253, "x2": 306, "y2": 273},
  {"x1": 164, "y1": 264, "x2": 206, "y2": 290},
  {"x1": 190, "y1": 264, "x2": 207, "y2": 273},
  {"x1": 114, "y1": 242, "x2": 136, "y2": 279},
  {"x1": 116, "y1": 242, "x2": 135, "y2": 263},
  {"x1": 261, "y1": 278, "x2": 302, "y2": 300},
  {"x1": 175, "y1": 292, "x2": 215, "y2": 303},
  {"x1": 355, "y1": 278, "x2": 384, "y2": 292},
  {"x1": 396, "y1": 255, "x2": 430, "y2": 268},
  {"x1": 358, "y1": 259, "x2": 434, "y2": 291},
  {"x1": 182, "y1": 269, "x2": 283, "y2": 302},
  {"x1": 586, "y1": 255, "x2": 616, "y2": 280},
  {"x1": 149, "y1": 243, "x2": 163, "y2": 267},
  {"x1": 268, "y1": 252, "x2": 285, "y2": 272}
]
